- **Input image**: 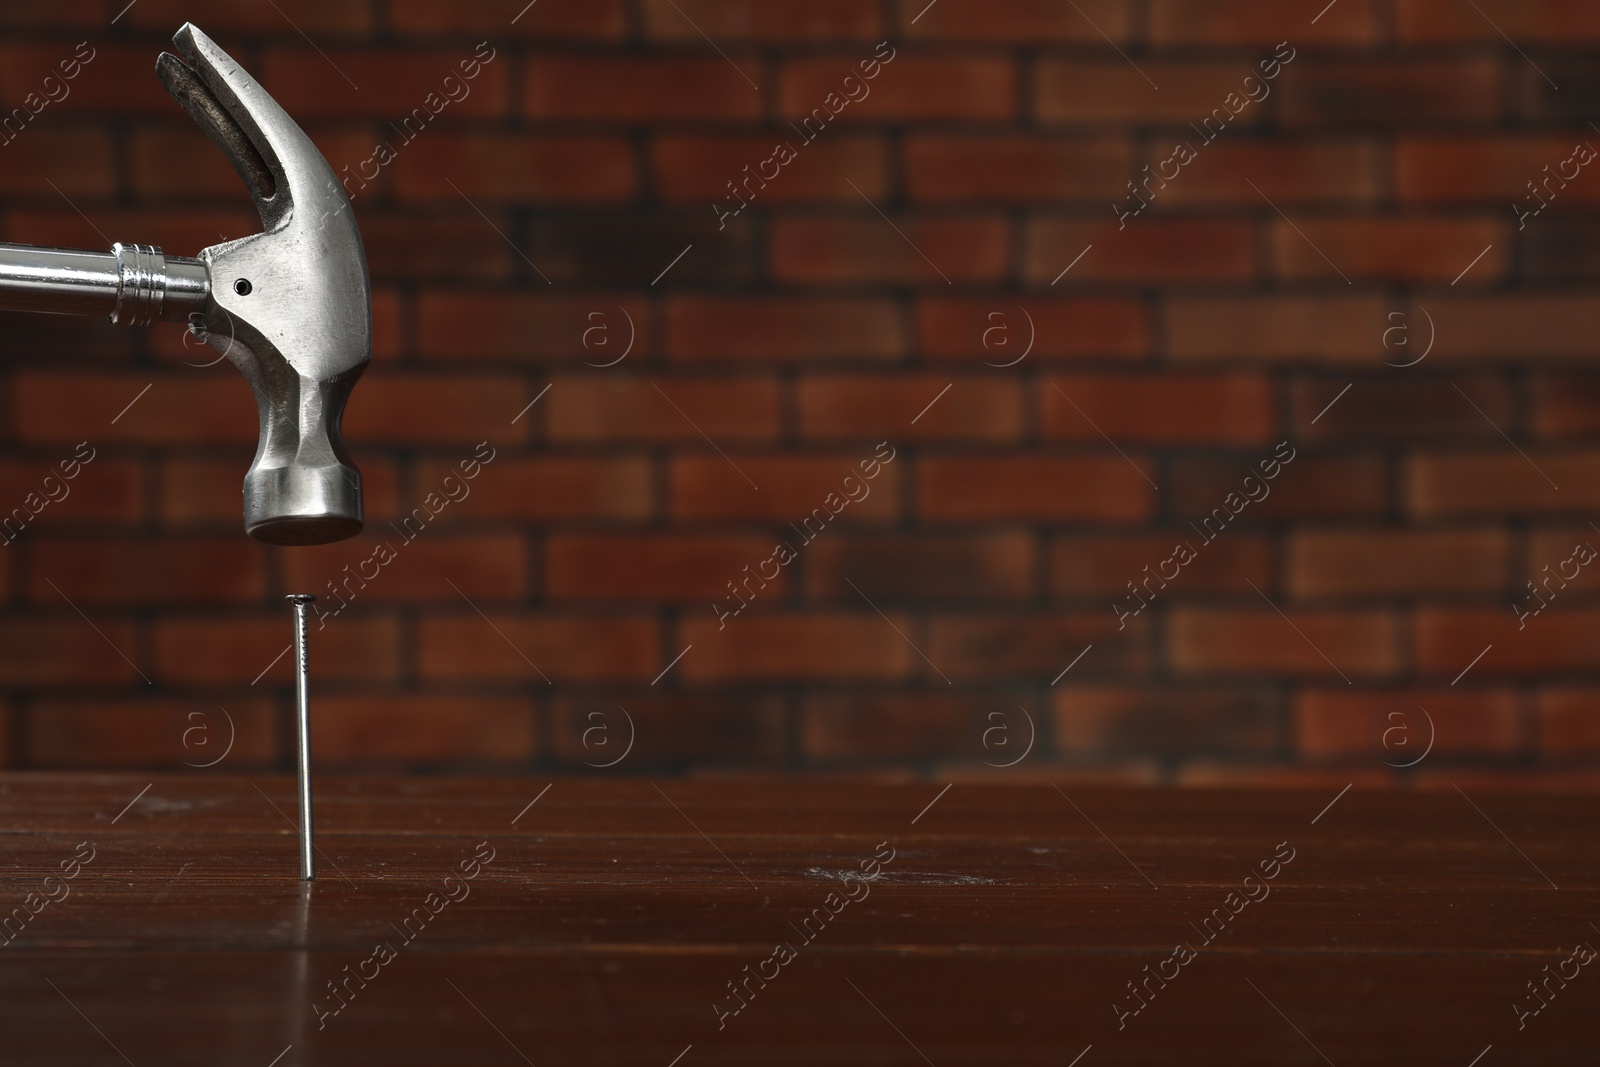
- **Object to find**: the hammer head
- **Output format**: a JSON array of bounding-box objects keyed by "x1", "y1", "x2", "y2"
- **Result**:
[{"x1": 157, "y1": 24, "x2": 369, "y2": 546}]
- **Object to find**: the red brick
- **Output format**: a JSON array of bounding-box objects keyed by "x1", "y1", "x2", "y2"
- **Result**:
[
  {"x1": 1043, "y1": 374, "x2": 1275, "y2": 445},
  {"x1": 1170, "y1": 609, "x2": 1403, "y2": 679},
  {"x1": 547, "y1": 535, "x2": 785, "y2": 603},
  {"x1": 418, "y1": 294, "x2": 653, "y2": 361},
  {"x1": 1281, "y1": 61, "x2": 1501, "y2": 126},
  {"x1": 918, "y1": 457, "x2": 1152, "y2": 522},
  {"x1": 1399, "y1": 0, "x2": 1600, "y2": 43},
  {"x1": 527, "y1": 58, "x2": 761, "y2": 121},
  {"x1": 389, "y1": 0, "x2": 626, "y2": 38},
  {"x1": 160, "y1": 452, "x2": 401, "y2": 527},
  {"x1": 283, "y1": 534, "x2": 528, "y2": 605},
  {"x1": 1275, "y1": 218, "x2": 1507, "y2": 284},
  {"x1": 668, "y1": 298, "x2": 904, "y2": 361},
  {"x1": 1166, "y1": 297, "x2": 1387, "y2": 363},
  {"x1": 412, "y1": 457, "x2": 652, "y2": 522},
  {"x1": 358, "y1": 213, "x2": 512, "y2": 282},
  {"x1": 1151, "y1": 0, "x2": 1379, "y2": 43},
  {"x1": 0, "y1": 1, "x2": 104, "y2": 26},
  {"x1": 1171, "y1": 455, "x2": 1389, "y2": 520},
  {"x1": 916, "y1": 298, "x2": 1148, "y2": 361},
  {"x1": 152, "y1": 616, "x2": 401, "y2": 686},
  {"x1": 928, "y1": 613, "x2": 1148, "y2": 679},
  {"x1": 372, "y1": 288, "x2": 403, "y2": 363},
  {"x1": 0, "y1": 44, "x2": 171, "y2": 115},
  {"x1": 392, "y1": 134, "x2": 634, "y2": 204},
  {"x1": 342, "y1": 375, "x2": 531, "y2": 444},
  {"x1": 312, "y1": 694, "x2": 534, "y2": 765},
  {"x1": 1397, "y1": 137, "x2": 1600, "y2": 205},
  {"x1": 1294, "y1": 376, "x2": 1512, "y2": 442},
  {"x1": 645, "y1": 0, "x2": 880, "y2": 40},
  {"x1": 771, "y1": 216, "x2": 1009, "y2": 285},
  {"x1": 1407, "y1": 297, "x2": 1600, "y2": 360},
  {"x1": 535, "y1": 212, "x2": 745, "y2": 287},
  {"x1": 30, "y1": 538, "x2": 264, "y2": 605},
  {"x1": 0, "y1": 456, "x2": 144, "y2": 530},
  {"x1": 902, "y1": 0, "x2": 1130, "y2": 41},
  {"x1": 1524, "y1": 528, "x2": 1600, "y2": 598},
  {"x1": 1513, "y1": 60, "x2": 1592, "y2": 127},
  {"x1": 366, "y1": 289, "x2": 400, "y2": 364},
  {"x1": 906, "y1": 136, "x2": 1130, "y2": 203},
  {"x1": 549, "y1": 376, "x2": 780, "y2": 444},
  {"x1": 672, "y1": 454, "x2": 903, "y2": 522},
  {"x1": 1024, "y1": 220, "x2": 1255, "y2": 285},
  {"x1": 417, "y1": 615, "x2": 658, "y2": 683},
  {"x1": 1538, "y1": 688, "x2": 1600, "y2": 754},
  {"x1": 1417, "y1": 609, "x2": 1600, "y2": 676},
  {"x1": 537, "y1": 211, "x2": 751, "y2": 286},
  {"x1": 654, "y1": 134, "x2": 888, "y2": 204},
  {"x1": 802, "y1": 692, "x2": 998, "y2": 762},
  {"x1": 0, "y1": 619, "x2": 141, "y2": 685},
  {"x1": 1037, "y1": 61, "x2": 1268, "y2": 125},
  {"x1": 1288, "y1": 530, "x2": 1509, "y2": 598},
  {"x1": 0, "y1": 129, "x2": 112, "y2": 197},
  {"x1": 804, "y1": 533, "x2": 1036, "y2": 603},
  {"x1": 1050, "y1": 534, "x2": 1274, "y2": 599},
  {"x1": 3, "y1": 209, "x2": 257, "y2": 260},
  {"x1": 1055, "y1": 686, "x2": 1281, "y2": 755},
  {"x1": 781, "y1": 56, "x2": 1014, "y2": 121},
  {"x1": 1295, "y1": 689, "x2": 1521, "y2": 759},
  {"x1": 27, "y1": 697, "x2": 279, "y2": 769},
  {"x1": 553, "y1": 695, "x2": 786, "y2": 766},
  {"x1": 310, "y1": 130, "x2": 401, "y2": 199},
  {"x1": 1407, "y1": 451, "x2": 1600, "y2": 517},
  {"x1": 128, "y1": 0, "x2": 369, "y2": 31},
  {"x1": 262, "y1": 48, "x2": 509, "y2": 118},
  {"x1": 1534, "y1": 374, "x2": 1600, "y2": 438},
  {"x1": 1158, "y1": 140, "x2": 1383, "y2": 208},
  {"x1": 679, "y1": 614, "x2": 914, "y2": 682},
  {"x1": 9, "y1": 1, "x2": 1600, "y2": 784},
  {"x1": 798, "y1": 375, "x2": 1024, "y2": 443}
]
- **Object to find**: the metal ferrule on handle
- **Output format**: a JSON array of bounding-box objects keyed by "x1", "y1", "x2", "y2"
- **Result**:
[{"x1": 0, "y1": 241, "x2": 209, "y2": 327}]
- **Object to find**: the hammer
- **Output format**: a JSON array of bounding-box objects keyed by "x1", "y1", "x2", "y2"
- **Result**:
[
  {"x1": 0, "y1": 22, "x2": 369, "y2": 547},
  {"x1": 0, "y1": 25, "x2": 367, "y2": 879}
]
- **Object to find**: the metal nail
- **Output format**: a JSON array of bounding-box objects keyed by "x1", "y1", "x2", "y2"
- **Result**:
[{"x1": 287, "y1": 594, "x2": 317, "y2": 880}]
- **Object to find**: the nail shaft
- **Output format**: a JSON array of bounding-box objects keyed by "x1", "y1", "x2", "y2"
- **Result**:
[{"x1": 288, "y1": 594, "x2": 316, "y2": 880}]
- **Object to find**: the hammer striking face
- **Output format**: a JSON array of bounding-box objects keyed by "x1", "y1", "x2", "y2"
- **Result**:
[{"x1": 0, "y1": 23, "x2": 370, "y2": 546}]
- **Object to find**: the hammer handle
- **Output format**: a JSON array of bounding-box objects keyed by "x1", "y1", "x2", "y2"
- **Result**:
[{"x1": 0, "y1": 241, "x2": 209, "y2": 327}]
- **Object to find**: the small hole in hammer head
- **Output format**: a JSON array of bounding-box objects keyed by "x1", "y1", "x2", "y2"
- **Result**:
[{"x1": 234, "y1": 278, "x2": 253, "y2": 296}]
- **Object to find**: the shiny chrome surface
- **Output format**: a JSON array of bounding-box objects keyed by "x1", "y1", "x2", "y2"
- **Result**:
[
  {"x1": 161, "y1": 24, "x2": 369, "y2": 546},
  {"x1": 0, "y1": 241, "x2": 208, "y2": 323},
  {"x1": 0, "y1": 23, "x2": 370, "y2": 546}
]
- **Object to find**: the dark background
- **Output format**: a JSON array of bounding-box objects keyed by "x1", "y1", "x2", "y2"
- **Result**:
[{"x1": 1, "y1": 0, "x2": 1596, "y2": 784}]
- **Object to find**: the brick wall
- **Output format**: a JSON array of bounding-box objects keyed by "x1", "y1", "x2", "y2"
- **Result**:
[{"x1": 2, "y1": 0, "x2": 1598, "y2": 784}]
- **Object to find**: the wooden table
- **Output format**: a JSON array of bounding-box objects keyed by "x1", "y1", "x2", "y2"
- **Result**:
[{"x1": 0, "y1": 774, "x2": 1594, "y2": 1065}]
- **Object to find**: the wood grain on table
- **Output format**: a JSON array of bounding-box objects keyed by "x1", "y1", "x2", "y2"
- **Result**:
[{"x1": 0, "y1": 775, "x2": 1594, "y2": 1065}]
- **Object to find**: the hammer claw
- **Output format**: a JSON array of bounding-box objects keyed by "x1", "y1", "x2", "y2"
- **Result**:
[{"x1": 155, "y1": 49, "x2": 279, "y2": 212}]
